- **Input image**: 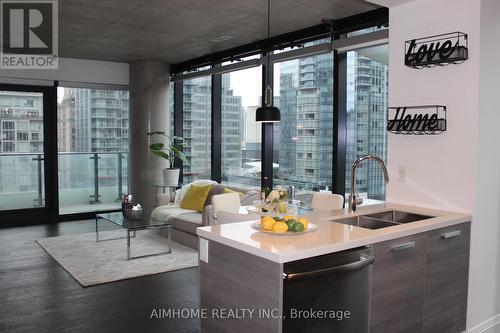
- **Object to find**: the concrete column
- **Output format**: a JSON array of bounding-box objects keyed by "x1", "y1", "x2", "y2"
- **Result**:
[{"x1": 129, "y1": 60, "x2": 170, "y2": 216}]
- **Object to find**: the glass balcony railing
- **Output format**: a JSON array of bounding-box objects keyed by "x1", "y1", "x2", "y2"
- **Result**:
[{"x1": 0, "y1": 152, "x2": 128, "y2": 214}]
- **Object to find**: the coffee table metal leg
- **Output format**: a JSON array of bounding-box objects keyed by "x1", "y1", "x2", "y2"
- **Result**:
[
  {"x1": 95, "y1": 216, "x2": 99, "y2": 242},
  {"x1": 127, "y1": 229, "x2": 131, "y2": 260},
  {"x1": 168, "y1": 225, "x2": 172, "y2": 253}
]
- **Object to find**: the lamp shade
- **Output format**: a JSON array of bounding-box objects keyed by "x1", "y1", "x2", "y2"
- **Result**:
[{"x1": 256, "y1": 105, "x2": 281, "y2": 122}]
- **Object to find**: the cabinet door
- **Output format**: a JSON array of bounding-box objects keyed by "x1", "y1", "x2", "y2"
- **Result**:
[
  {"x1": 370, "y1": 233, "x2": 426, "y2": 333},
  {"x1": 424, "y1": 223, "x2": 470, "y2": 333}
]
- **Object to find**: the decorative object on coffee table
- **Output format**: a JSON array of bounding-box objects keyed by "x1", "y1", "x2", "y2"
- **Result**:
[
  {"x1": 147, "y1": 131, "x2": 188, "y2": 186},
  {"x1": 122, "y1": 194, "x2": 144, "y2": 220}
]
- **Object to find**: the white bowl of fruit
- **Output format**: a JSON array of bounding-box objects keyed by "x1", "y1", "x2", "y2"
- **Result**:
[{"x1": 251, "y1": 215, "x2": 317, "y2": 235}]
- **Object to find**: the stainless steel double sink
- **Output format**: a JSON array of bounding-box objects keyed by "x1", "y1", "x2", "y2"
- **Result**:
[{"x1": 333, "y1": 210, "x2": 435, "y2": 230}]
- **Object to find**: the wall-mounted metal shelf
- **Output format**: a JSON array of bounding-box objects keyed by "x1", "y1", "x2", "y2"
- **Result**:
[
  {"x1": 405, "y1": 32, "x2": 468, "y2": 69},
  {"x1": 387, "y1": 105, "x2": 447, "y2": 135}
]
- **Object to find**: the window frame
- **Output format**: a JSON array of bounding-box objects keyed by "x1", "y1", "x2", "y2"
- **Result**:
[{"x1": 171, "y1": 10, "x2": 388, "y2": 202}]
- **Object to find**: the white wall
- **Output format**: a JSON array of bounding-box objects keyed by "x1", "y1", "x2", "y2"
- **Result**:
[
  {"x1": 386, "y1": 0, "x2": 480, "y2": 213},
  {"x1": 0, "y1": 57, "x2": 129, "y2": 85},
  {"x1": 385, "y1": 0, "x2": 500, "y2": 330},
  {"x1": 469, "y1": 0, "x2": 500, "y2": 331}
]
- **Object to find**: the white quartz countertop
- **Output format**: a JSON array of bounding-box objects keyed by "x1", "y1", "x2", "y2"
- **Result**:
[{"x1": 196, "y1": 203, "x2": 472, "y2": 263}]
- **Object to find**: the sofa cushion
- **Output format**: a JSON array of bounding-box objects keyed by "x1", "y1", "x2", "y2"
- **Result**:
[
  {"x1": 171, "y1": 213, "x2": 203, "y2": 234},
  {"x1": 180, "y1": 183, "x2": 212, "y2": 212},
  {"x1": 151, "y1": 204, "x2": 196, "y2": 222},
  {"x1": 174, "y1": 179, "x2": 217, "y2": 204},
  {"x1": 240, "y1": 189, "x2": 261, "y2": 206},
  {"x1": 223, "y1": 187, "x2": 244, "y2": 196},
  {"x1": 205, "y1": 183, "x2": 226, "y2": 206}
]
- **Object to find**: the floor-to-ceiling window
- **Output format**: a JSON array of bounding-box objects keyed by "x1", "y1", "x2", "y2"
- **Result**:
[
  {"x1": 170, "y1": 15, "x2": 388, "y2": 201},
  {"x1": 272, "y1": 50, "x2": 334, "y2": 193},
  {"x1": 344, "y1": 44, "x2": 389, "y2": 201},
  {"x1": 57, "y1": 86, "x2": 129, "y2": 214},
  {"x1": 182, "y1": 76, "x2": 212, "y2": 184},
  {"x1": 0, "y1": 89, "x2": 47, "y2": 210},
  {"x1": 221, "y1": 65, "x2": 262, "y2": 188}
]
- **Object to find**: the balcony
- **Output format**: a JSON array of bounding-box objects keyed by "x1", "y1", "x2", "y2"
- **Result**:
[{"x1": 0, "y1": 152, "x2": 128, "y2": 215}]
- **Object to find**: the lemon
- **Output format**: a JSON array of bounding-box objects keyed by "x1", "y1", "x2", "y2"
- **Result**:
[
  {"x1": 261, "y1": 216, "x2": 274, "y2": 223},
  {"x1": 261, "y1": 218, "x2": 276, "y2": 231},
  {"x1": 283, "y1": 215, "x2": 296, "y2": 221},
  {"x1": 272, "y1": 221, "x2": 289, "y2": 233},
  {"x1": 297, "y1": 217, "x2": 309, "y2": 229}
]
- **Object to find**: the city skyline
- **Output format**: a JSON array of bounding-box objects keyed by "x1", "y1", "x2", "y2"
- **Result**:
[{"x1": 0, "y1": 49, "x2": 388, "y2": 212}]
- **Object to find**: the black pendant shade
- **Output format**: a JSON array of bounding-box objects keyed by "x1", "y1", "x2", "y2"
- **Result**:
[
  {"x1": 256, "y1": 105, "x2": 281, "y2": 122},
  {"x1": 255, "y1": 0, "x2": 281, "y2": 123}
]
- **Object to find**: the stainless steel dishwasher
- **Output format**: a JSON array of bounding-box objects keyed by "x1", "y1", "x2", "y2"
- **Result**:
[{"x1": 282, "y1": 246, "x2": 374, "y2": 333}]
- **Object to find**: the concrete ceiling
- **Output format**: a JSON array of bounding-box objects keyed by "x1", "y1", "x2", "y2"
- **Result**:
[{"x1": 59, "y1": 0, "x2": 381, "y2": 65}]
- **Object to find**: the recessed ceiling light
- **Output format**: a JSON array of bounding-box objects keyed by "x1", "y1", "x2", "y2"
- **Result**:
[{"x1": 211, "y1": 35, "x2": 234, "y2": 42}]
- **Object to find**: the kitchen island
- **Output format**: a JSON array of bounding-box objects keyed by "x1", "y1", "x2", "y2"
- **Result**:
[{"x1": 196, "y1": 203, "x2": 471, "y2": 333}]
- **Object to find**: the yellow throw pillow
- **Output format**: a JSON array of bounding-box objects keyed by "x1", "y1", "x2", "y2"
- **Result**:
[
  {"x1": 223, "y1": 187, "x2": 244, "y2": 196},
  {"x1": 180, "y1": 184, "x2": 212, "y2": 213}
]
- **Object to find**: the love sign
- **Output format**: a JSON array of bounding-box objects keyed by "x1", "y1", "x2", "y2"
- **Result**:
[
  {"x1": 387, "y1": 105, "x2": 446, "y2": 135},
  {"x1": 405, "y1": 32, "x2": 468, "y2": 68}
]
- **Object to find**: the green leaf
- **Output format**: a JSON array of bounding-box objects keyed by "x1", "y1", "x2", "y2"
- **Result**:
[
  {"x1": 147, "y1": 131, "x2": 166, "y2": 136},
  {"x1": 178, "y1": 153, "x2": 189, "y2": 165},
  {"x1": 149, "y1": 143, "x2": 164, "y2": 150},
  {"x1": 151, "y1": 150, "x2": 170, "y2": 160}
]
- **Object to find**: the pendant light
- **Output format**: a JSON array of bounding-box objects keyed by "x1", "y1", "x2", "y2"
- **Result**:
[{"x1": 256, "y1": 0, "x2": 281, "y2": 123}]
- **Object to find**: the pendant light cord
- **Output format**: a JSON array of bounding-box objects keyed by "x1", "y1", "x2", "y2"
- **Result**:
[
  {"x1": 265, "y1": 0, "x2": 272, "y2": 106},
  {"x1": 267, "y1": 0, "x2": 271, "y2": 40}
]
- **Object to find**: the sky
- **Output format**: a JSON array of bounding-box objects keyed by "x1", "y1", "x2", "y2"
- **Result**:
[{"x1": 226, "y1": 64, "x2": 283, "y2": 108}]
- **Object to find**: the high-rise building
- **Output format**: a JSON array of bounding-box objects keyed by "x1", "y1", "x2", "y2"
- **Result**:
[
  {"x1": 70, "y1": 89, "x2": 129, "y2": 153},
  {"x1": 57, "y1": 88, "x2": 129, "y2": 194},
  {"x1": 222, "y1": 74, "x2": 244, "y2": 172},
  {"x1": 345, "y1": 51, "x2": 389, "y2": 199},
  {"x1": 275, "y1": 49, "x2": 388, "y2": 196},
  {"x1": 274, "y1": 52, "x2": 334, "y2": 190},
  {"x1": 0, "y1": 91, "x2": 44, "y2": 198},
  {"x1": 0, "y1": 91, "x2": 44, "y2": 154},
  {"x1": 182, "y1": 75, "x2": 244, "y2": 183}
]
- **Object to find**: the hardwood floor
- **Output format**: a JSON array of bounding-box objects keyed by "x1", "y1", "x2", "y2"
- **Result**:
[{"x1": 0, "y1": 220, "x2": 199, "y2": 333}]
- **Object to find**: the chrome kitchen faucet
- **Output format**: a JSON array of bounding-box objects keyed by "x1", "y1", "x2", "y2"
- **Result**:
[{"x1": 348, "y1": 155, "x2": 389, "y2": 213}]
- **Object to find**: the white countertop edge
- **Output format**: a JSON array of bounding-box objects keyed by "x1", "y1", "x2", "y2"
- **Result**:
[
  {"x1": 197, "y1": 227, "x2": 282, "y2": 262},
  {"x1": 196, "y1": 203, "x2": 472, "y2": 264}
]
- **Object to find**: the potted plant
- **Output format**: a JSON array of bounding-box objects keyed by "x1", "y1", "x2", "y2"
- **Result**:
[{"x1": 147, "y1": 131, "x2": 188, "y2": 186}]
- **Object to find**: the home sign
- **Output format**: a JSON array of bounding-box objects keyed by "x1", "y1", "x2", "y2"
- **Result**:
[
  {"x1": 387, "y1": 105, "x2": 447, "y2": 135},
  {"x1": 405, "y1": 32, "x2": 468, "y2": 68}
]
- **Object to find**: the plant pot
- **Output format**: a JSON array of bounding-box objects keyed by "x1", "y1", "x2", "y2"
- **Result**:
[{"x1": 162, "y1": 168, "x2": 180, "y2": 186}]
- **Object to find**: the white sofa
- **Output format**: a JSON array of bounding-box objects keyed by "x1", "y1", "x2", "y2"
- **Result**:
[{"x1": 152, "y1": 180, "x2": 260, "y2": 249}]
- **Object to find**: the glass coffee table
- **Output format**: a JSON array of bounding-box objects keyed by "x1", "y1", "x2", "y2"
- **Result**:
[{"x1": 95, "y1": 212, "x2": 172, "y2": 260}]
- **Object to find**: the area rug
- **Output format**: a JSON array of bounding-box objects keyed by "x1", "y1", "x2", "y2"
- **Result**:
[{"x1": 36, "y1": 230, "x2": 198, "y2": 287}]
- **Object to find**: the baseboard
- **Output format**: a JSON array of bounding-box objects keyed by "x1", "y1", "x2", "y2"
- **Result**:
[{"x1": 468, "y1": 314, "x2": 500, "y2": 333}]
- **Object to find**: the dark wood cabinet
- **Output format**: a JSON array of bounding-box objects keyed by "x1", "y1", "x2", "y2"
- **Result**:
[
  {"x1": 423, "y1": 223, "x2": 470, "y2": 333},
  {"x1": 370, "y1": 222, "x2": 470, "y2": 333},
  {"x1": 370, "y1": 233, "x2": 427, "y2": 333}
]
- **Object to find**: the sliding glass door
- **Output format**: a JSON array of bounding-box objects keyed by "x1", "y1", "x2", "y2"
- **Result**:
[
  {"x1": 0, "y1": 85, "x2": 52, "y2": 212},
  {"x1": 57, "y1": 86, "x2": 129, "y2": 215}
]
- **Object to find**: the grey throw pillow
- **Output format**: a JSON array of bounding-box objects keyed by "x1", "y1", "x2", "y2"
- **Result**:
[
  {"x1": 204, "y1": 184, "x2": 226, "y2": 206},
  {"x1": 240, "y1": 189, "x2": 261, "y2": 206}
]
